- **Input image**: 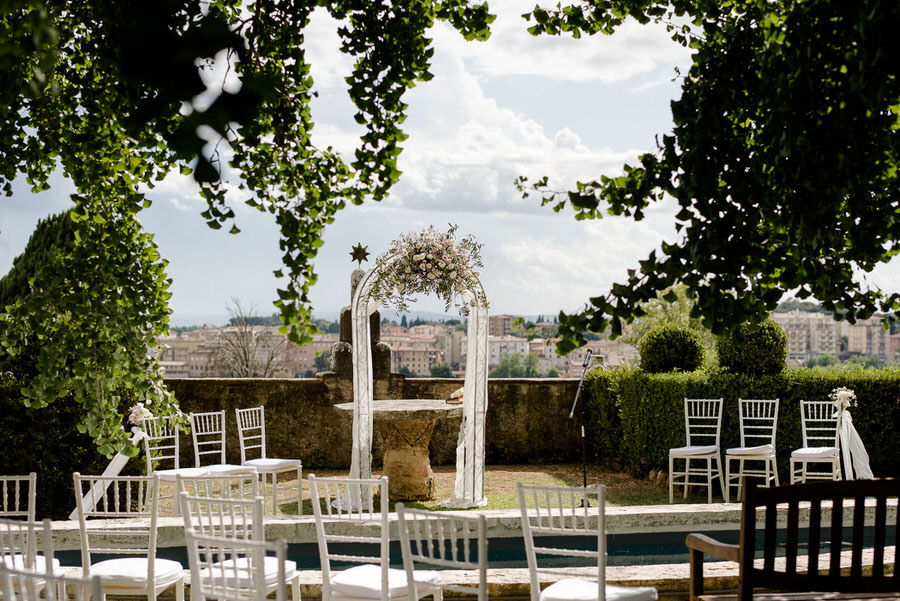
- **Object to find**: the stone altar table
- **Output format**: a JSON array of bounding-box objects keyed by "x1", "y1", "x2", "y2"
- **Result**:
[{"x1": 335, "y1": 399, "x2": 463, "y2": 501}]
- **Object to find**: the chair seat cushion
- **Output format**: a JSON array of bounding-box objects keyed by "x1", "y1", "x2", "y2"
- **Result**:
[
  {"x1": 726, "y1": 444, "x2": 775, "y2": 457},
  {"x1": 540, "y1": 578, "x2": 658, "y2": 601},
  {"x1": 89, "y1": 557, "x2": 184, "y2": 589},
  {"x1": 791, "y1": 446, "x2": 839, "y2": 459},
  {"x1": 200, "y1": 556, "x2": 298, "y2": 587},
  {"x1": 154, "y1": 467, "x2": 209, "y2": 482},
  {"x1": 2, "y1": 554, "x2": 64, "y2": 575},
  {"x1": 329, "y1": 563, "x2": 440, "y2": 599},
  {"x1": 199, "y1": 464, "x2": 258, "y2": 476},
  {"x1": 245, "y1": 458, "x2": 302, "y2": 472},
  {"x1": 669, "y1": 445, "x2": 718, "y2": 457}
]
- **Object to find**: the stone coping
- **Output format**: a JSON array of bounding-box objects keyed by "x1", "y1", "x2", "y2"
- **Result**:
[{"x1": 51, "y1": 496, "x2": 897, "y2": 551}]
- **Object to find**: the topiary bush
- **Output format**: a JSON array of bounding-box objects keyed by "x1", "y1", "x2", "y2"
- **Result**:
[
  {"x1": 638, "y1": 323, "x2": 705, "y2": 373},
  {"x1": 717, "y1": 319, "x2": 787, "y2": 375}
]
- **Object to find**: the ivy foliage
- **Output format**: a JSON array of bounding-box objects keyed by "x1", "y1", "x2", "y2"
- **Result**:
[
  {"x1": 0, "y1": 210, "x2": 178, "y2": 457},
  {"x1": 0, "y1": 1, "x2": 494, "y2": 453},
  {"x1": 520, "y1": 0, "x2": 900, "y2": 354}
]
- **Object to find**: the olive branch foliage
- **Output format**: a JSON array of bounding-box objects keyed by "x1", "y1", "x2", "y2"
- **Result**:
[
  {"x1": 518, "y1": 0, "x2": 900, "y2": 354},
  {"x1": 0, "y1": 0, "x2": 493, "y2": 455}
]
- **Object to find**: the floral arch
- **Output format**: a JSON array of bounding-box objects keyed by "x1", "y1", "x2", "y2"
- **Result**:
[{"x1": 348, "y1": 228, "x2": 489, "y2": 508}]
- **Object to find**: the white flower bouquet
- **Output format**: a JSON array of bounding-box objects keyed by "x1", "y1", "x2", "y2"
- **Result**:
[
  {"x1": 369, "y1": 225, "x2": 488, "y2": 314},
  {"x1": 829, "y1": 386, "x2": 857, "y2": 412},
  {"x1": 127, "y1": 402, "x2": 153, "y2": 425}
]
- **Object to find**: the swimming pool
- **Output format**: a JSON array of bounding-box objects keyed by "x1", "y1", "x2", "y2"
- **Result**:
[{"x1": 54, "y1": 525, "x2": 894, "y2": 570}]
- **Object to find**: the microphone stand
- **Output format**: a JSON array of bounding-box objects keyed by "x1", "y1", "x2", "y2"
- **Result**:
[{"x1": 569, "y1": 350, "x2": 593, "y2": 506}]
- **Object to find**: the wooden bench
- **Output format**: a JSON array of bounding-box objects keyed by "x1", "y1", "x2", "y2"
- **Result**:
[{"x1": 686, "y1": 478, "x2": 899, "y2": 601}]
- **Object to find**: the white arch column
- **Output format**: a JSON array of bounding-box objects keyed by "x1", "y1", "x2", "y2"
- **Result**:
[{"x1": 349, "y1": 254, "x2": 489, "y2": 508}]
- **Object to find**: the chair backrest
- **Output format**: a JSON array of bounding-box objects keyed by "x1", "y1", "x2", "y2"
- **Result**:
[
  {"x1": 0, "y1": 563, "x2": 103, "y2": 601},
  {"x1": 397, "y1": 504, "x2": 488, "y2": 601},
  {"x1": 179, "y1": 492, "x2": 263, "y2": 541},
  {"x1": 309, "y1": 475, "x2": 390, "y2": 598},
  {"x1": 0, "y1": 517, "x2": 49, "y2": 572},
  {"x1": 0, "y1": 474, "x2": 36, "y2": 522},
  {"x1": 185, "y1": 530, "x2": 287, "y2": 601},
  {"x1": 737, "y1": 398, "x2": 779, "y2": 447},
  {"x1": 684, "y1": 398, "x2": 724, "y2": 448},
  {"x1": 73, "y1": 473, "x2": 160, "y2": 575},
  {"x1": 800, "y1": 400, "x2": 840, "y2": 448},
  {"x1": 235, "y1": 407, "x2": 267, "y2": 464},
  {"x1": 141, "y1": 415, "x2": 183, "y2": 472},
  {"x1": 738, "y1": 478, "x2": 900, "y2": 599},
  {"x1": 516, "y1": 482, "x2": 606, "y2": 601},
  {"x1": 191, "y1": 410, "x2": 228, "y2": 467},
  {"x1": 176, "y1": 475, "x2": 259, "y2": 500}
]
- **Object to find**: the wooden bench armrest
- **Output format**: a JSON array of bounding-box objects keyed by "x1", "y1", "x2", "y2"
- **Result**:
[{"x1": 685, "y1": 533, "x2": 740, "y2": 562}]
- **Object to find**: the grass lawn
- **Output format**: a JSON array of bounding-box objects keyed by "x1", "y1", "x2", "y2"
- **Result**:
[
  {"x1": 286, "y1": 463, "x2": 714, "y2": 514},
  {"x1": 160, "y1": 463, "x2": 717, "y2": 516}
]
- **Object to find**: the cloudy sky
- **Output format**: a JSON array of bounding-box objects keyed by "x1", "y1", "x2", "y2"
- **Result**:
[{"x1": 9, "y1": 3, "x2": 887, "y2": 328}]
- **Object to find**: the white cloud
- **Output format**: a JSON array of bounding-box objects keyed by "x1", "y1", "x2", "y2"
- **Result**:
[{"x1": 434, "y1": 1, "x2": 689, "y2": 84}]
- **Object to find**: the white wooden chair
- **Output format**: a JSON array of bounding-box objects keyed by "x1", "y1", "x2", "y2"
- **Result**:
[
  {"x1": 236, "y1": 406, "x2": 303, "y2": 515},
  {"x1": 189, "y1": 411, "x2": 258, "y2": 476},
  {"x1": 178, "y1": 493, "x2": 300, "y2": 601},
  {"x1": 309, "y1": 475, "x2": 441, "y2": 601},
  {"x1": 141, "y1": 415, "x2": 212, "y2": 515},
  {"x1": 725, "y1": 398, "x2": 780, "y2": 502},
  {"x1": 0, "y1": 562, "x2": 102, "y2": 601},
  {"x1": 0, "y1": 475, "x2": 35, "y2": 522},
  {"x1": 668, "y1": 399, "x2": 725, "y2": 503},
  {"x1": 790, "y1": 399, "x2": 842, "y2": 483},
  {"x1": 73, "y1": 473, "x2": 185, "y2": 601},
  {"x1": 397, "y1": 505, "x2": 487, "y2": 601},
  {"x1": 0, "y1": 518, "x2": 65, "y2": 601},
  {"x1": 516, "y1": 482, "x2": 657, "y2": 601},
  {"x1": 184, "y1": 530, "x2": 289, "y2": 601},
  {"x1": 175, "y1": 474, "x2": 259, "y2": 502},
  {"x1": 0, "y1": 475, "x2": 65, "y2": 601}
]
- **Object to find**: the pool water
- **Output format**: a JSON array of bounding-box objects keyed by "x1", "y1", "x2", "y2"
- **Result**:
[{"x1": 54, "y1": 526, "x2": 894, "y2": 570}]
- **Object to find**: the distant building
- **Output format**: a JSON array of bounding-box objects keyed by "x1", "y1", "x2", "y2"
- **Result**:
[
  {"x1": 770, "y1": 311, "x2": 840, "y2": 364},
  {"x1": 489, "y1": 314, "x2": 518, "y2": 337},
  {"x1": 841, "y1": 317, "x2": 894, "y2": 363}
]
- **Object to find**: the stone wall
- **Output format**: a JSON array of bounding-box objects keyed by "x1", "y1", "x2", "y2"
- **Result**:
[{"x1": 164, "y1": 374, "x2": 586, "y2": 469}]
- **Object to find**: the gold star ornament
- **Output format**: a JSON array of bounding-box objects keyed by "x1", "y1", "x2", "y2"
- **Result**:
[{"x1": 350, "y1": 243, "x2": 370, "y2": 266}]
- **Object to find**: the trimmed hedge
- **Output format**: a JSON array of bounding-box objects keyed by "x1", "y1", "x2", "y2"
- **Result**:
[
  {"x1": 587, "y1": 366, "x2": 900, "y2": 480},
  {"x1": 638, "y1": 324, "x2": 704, "y2": 373},
  {"x1": 0, "y1": 373, "x2": 141, "y2": 519}
]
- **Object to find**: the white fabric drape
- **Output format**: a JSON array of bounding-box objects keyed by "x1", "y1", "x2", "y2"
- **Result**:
[
  {"x1": 349, "y1": 256, "x2": 489, "y2": 508},
  {"x1": 837, "y1": 408, "x2": 874, "y2": 480}
]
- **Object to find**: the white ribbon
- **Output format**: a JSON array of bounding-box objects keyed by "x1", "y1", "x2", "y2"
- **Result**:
[{"x1": 836, "y1": 407, "x2": 874, "y2": 480}]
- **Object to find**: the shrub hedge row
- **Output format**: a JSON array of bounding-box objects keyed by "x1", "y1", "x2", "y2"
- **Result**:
[
  {"x1": 586, "y1": 366, "x2": 900, "y2": 479},
  {"x1": 0, "y1": 373, "x2": 140, "y2": 520}
]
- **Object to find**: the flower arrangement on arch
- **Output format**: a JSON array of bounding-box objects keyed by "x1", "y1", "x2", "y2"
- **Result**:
[
  {"x1": 829, "y1": 386, "x2": 857, "y2": 412},
  {"x1": 369, "y1": 225, "x2": 488, "y2": 314}
]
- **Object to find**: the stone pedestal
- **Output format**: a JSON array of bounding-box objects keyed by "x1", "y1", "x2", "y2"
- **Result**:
[
  {"x1": 335, "y1": 399, "x2": 463, "y2": 501},
  {"x1": 377, "y1": 418, "x2": 439, "y2": 500}
]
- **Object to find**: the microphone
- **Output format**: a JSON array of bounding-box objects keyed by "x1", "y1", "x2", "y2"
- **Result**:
[{"x1": 582, "y1": 349, "x2": 593, "y2": 368}]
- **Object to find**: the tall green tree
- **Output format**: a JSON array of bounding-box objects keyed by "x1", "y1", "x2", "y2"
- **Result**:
[
  {"x1": 0, "y1": 1, "x2": 493, "y2": 452},
  {"x1": 521, "y1": 0, "x2": 900, "y2": 353}
]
